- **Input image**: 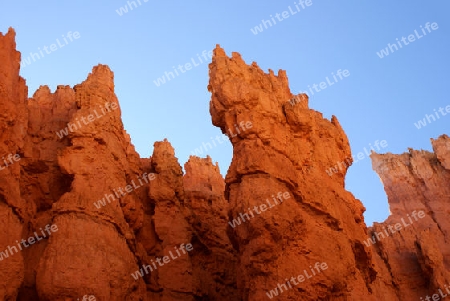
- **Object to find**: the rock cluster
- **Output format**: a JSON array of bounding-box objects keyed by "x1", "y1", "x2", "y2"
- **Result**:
[{"x1": 0, "y1": 28, "x2": 448, "y2": 301}]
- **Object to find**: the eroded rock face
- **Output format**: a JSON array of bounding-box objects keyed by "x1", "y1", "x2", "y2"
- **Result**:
[
  {"x1": 370, "y1": 134, "x2": 450, "y2": 300},
  {"x1": 0, "y1": 29, "x2": 239, "y2": 301},
  {"x1": 183, "y1": 156, "x2": 239, "y2": 300},
  {"x1": 0, "y1": 28, "x2": 448, "y2": 301},
  {"x1": 207, "y1": 45, "x2": 396, "y2": 301},
  {"x1": 34, "y1": 65, "x2": 148, "y2": 301},
  {"x1": 0, "y1": 27, "x2": 27, "y2": 301}
]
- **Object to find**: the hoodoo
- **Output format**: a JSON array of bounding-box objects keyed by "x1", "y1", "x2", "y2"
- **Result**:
[{"x1": 0, "y1": 28, "x2": 448, "y2": 301}]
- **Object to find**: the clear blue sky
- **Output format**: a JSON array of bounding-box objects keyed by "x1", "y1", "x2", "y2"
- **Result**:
[{"x1": 1, "y1": 1, "x2": 449, "y2": 225}]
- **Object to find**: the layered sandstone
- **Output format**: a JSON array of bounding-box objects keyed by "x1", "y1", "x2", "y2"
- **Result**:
[{"x1": 0, "y1": 28, "x2": 448, "y2": 301}]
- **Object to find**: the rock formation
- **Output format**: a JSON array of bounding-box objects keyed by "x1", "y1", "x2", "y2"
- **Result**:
[
  {"x1": 0, "y1": 28, "x2": 448, "y2": 301},
  {"x1": 0, "y1": 26, "x2": 27, "y2": 301},
  {"x1": 208, "y1": 46, "x2": 392, "y2": 301},
  {"x1": 369, "y1": 134, "x2": 450, "y2": 300}
]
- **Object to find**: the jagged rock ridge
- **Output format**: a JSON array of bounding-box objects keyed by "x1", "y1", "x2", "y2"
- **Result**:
[{"x1": 0, "y1": 28, "x2": 448, "y2": 301}]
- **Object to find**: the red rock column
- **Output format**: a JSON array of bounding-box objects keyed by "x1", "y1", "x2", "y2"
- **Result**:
[
  {"x1": 0, "y1": 28, "x2": 28, "y2": 300},
  {"x1": 148, "y1": 140, "x2": 194, "y2": 301},
  {"x1": 208, "y1": 46, "x2": 389, "y2": 300},
  {"x1": 183, "y1": 156, "x2": 239, "y2": 300},
  {"x1": 35, "y1": 65, "x2": 146, "y2": 300}
]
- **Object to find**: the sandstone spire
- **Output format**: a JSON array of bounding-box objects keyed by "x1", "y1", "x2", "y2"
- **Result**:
[{"x1": 0, "y1": 29, "x2": 448, "y2": 301}]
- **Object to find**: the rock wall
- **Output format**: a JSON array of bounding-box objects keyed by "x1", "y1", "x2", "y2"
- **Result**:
[
  {"x1": 0, "y1": 28, "x2": 448, "y2": 301},
  {"x1": 370, "y1": 134, "x2": 450, "y2": 300}
]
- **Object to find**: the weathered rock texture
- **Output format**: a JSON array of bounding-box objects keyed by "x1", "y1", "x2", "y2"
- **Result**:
[
  {"x1": 0, "y1": 28, "x2": 237, "y2": 301},
  {"x1": 370, "y1": 134, "x2": 450, "y2": 300},
  {"x1": 208, "y1": 46, "x2": 390, "y2": 301},
  {"x1": 0, "y1": 27, "x2": 28, "y2": 300},
  {"x1": 0, "y1": 28, "x2": 448, "y2": 301}
]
